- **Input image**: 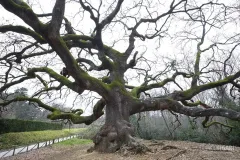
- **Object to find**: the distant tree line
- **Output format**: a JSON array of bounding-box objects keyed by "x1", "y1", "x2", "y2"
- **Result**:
[
  {"x1": 0, "y1": 87, "x2": 51, "y2": 121},
  {"x1": 130, "y1": 86, "x2": 240, "y2": 146}
]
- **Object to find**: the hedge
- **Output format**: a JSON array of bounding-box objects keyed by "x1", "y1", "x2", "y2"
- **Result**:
[{"x1": 0, "y1": 119, "x2": 62, "y2": 134}]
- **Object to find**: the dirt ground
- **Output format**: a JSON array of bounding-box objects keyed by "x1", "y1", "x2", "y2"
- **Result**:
[{"x1": 2, "y1": 139, "x2": 240, "y2": 160}]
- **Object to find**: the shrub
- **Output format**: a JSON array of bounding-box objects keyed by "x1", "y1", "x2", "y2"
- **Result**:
[
  {"x1": 0, "y1": 118, "x2": 62, "y2": 134},
  {"x1": 226, "y1": 121, "x2": 240, "y2": 146}
]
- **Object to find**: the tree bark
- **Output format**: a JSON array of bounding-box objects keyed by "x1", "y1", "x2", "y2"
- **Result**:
[{"x1": 92, "y1": 90, "x2": 136, "y2": 152}]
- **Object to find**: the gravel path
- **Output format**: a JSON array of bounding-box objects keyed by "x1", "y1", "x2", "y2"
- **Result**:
[{"x1": 2, "y1": 140, "x2": 240, "y2": 160}]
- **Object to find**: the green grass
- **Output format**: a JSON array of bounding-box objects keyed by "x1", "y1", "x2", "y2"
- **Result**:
[
  {"x1": 0, "y1": 128, "x2": 86, "y2": 150},
  {"x1": 54, "y1": 138, "x2": 92, "y2": 146}
]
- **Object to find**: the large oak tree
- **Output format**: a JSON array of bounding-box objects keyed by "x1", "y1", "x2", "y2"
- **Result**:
[{"x1": 0, "y1": 0, "x2": 240, "y2": 152}]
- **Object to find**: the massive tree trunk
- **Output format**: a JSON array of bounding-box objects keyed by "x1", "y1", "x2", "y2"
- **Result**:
[{"x1": 92, "y1": 90, "x2": 137, "y2": 152}]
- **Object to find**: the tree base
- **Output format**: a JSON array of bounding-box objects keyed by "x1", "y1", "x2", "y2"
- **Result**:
[{"x1": 90, "y1": 120, "x2": 151, "y2": 153}]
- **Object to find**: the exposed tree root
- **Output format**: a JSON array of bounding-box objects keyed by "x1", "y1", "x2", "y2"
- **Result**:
[
  {"x1": 161, "y1": 145, "x2": 179, "y2": 150},
  {"x1": 87, "y1": 146, "x2": 95, "y2": 153},
  {"x1": 118, "y1": 137, "x2": 151, "y2": 155},
  {"x1": 166, "y1": 149, "x2": 187, "y2": 160},
  {"x1": 87, "y1": 138, "x2": 151, "y2": 155},
  {"x1": 149, "y1": 142, "x2": 165, "y2": 146}
]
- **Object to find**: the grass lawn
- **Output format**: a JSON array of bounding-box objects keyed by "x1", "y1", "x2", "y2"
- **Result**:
[
  {"x1": 0, "y1": 128, "x2": 87, "y2": 150},
  {"x1": 53, "y1": 138, "x2": 92, "y2": 146}
]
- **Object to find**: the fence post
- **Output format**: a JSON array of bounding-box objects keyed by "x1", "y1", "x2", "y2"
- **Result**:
[{"x1": 12, "y1": 147, "x2": 15, "y2": 156}]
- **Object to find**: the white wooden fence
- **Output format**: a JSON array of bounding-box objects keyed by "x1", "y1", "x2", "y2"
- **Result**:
[{"x1": 0, "y1": 134, "x2": 81, "y2": 158}]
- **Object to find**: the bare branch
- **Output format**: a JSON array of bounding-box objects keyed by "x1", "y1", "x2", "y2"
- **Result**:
[
  {"x1": 131, "y1": 98, "x2": 240, "y2": 121},
  {"x1": 49, "y1": 0, "x2": 66, "y2": 35}
]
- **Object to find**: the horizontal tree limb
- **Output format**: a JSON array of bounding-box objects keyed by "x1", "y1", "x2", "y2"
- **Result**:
[{"x1": 131, "y1": 98, "x2": 240, "y2": 121}]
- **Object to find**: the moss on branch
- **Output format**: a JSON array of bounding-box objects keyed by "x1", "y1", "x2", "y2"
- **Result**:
[
  {"x1": 47, "y1": 112, "x2": 87, "y2": 124},
  {"x1": 0, "y1": 95, "x2": 105, "y2": 125},
  {"x1": 131, "y1": 87, "x2": 140, "y2": 98},
  {"x1": 48, "y1": 99, "x2": 105, "y2": 125},
  {"x1": 130, "y1": 72, "x2": 192, "y2": 98},
  {"x1": 182, "y1": 71, "x2": 240, "y2": 100},
  {"x1": 0, "y1": 96, "x2": 56, "y2": 112},
  {"x1": 28, "y1": 67, "x2": 73, "y2": 86},
  {"x1": 132, "y1": 98, "x2": 240, "y2": 121},
  {"x1": 0, "y1": 25, "x2": 45, "y2": 43},
  {"x1": 27, "y1": 67, "x2": 88, "y2": 95},
  {"x1": 202, "y1": 116, "x2": 233, "y2": 128},
  {"x1": 0, "y1": 0, "x2": 45, "y2": 33}
]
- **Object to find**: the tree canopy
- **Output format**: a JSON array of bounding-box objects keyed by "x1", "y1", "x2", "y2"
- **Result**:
[{"x1": 0, "y1": 0, "x2": 240, "y2": 152}]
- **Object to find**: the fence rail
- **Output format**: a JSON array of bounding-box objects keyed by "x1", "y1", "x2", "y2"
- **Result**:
[{"x1": 0, "y1": 134, "x2": 81, "y2": 158}]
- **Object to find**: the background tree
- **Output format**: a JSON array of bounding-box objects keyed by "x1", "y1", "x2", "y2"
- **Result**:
[
  {"x1": 0, "y1": 0, "x2": 240, "y2": 153},
  {"x1": 0, "y1": 88, "x2": 43, "y2": 120}
]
